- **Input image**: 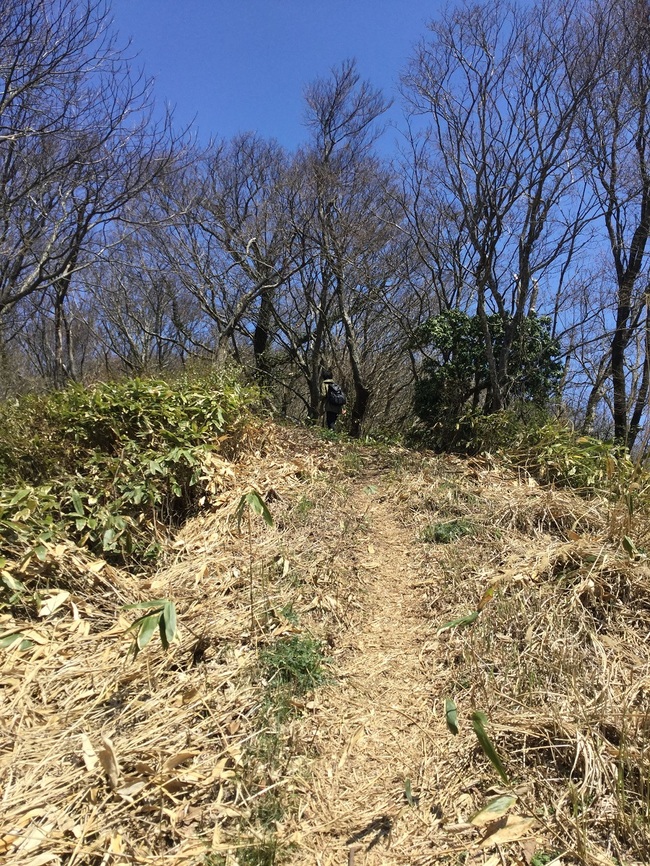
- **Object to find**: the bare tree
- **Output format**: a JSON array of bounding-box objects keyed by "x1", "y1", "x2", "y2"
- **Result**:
[
  {"x1": 402, "y1": 0, "x2": 603, "y2": 412},
  {"x1": 572, "y1": 0, "x2": 650, "y2": 445},
  {"x1": 79, "y1": 235, "x2": 202, "y2": 375},
  {"x1": 301, "y1": 60, "x2": 406, "y2": 435},
  {"x1": 0, "y1": 0, "x2": 179, "y2": 387},
  {"x1": 150, "y1": 133, "x2": 301, "y2": 369}
]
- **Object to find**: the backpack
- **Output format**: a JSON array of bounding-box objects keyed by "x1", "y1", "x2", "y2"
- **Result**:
[{"x1": 327, "y1": 381, "x2": 346, "y2": 407}]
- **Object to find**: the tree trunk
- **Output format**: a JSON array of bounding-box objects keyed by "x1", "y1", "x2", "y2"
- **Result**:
[
  {"x1": 581, "y1": 341, "x2": 614, "y2": 433},
  {"x1": 611, "y1": 280, "x2": 632, "y2": 442},
  {"x1": 477, "y1": 286, "x2": 502, "y2": 412},
  {"x1": 52, "y1": 278, "x2": 72, "y2": 389},
  {"x1": 628, "y1": 301, "x2": 650, "y2": 448},
  {"x1": 349, "y1": 380, "x2": 371, "y2": 438},
  {"x1": 336, "y1": 279, "x2": 370, "y2": 438},
  {"x1": 252, "y1": 283, "x2": 275, "y2": 382}
]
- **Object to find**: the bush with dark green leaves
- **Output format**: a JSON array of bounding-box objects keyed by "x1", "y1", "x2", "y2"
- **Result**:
[
  {"x1": 0, "y1": 370, "x2": 259, "y2": 571},
  {"x1": 413, "y1": 310, "x2": 562, "y2": 450}
]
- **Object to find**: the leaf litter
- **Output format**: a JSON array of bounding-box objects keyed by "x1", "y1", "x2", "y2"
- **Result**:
[{"x1": 1, "y1": 425, "x2": 649, "y2": 865}]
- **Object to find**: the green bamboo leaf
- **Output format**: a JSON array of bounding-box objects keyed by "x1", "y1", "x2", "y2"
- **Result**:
[
  {"x1": 162, "y1": 601, "x2": 177, "y2": 647},
  {"x1": 2, "y1": 573, "x2": 25, "y2": 593},
  {"x1": 70, "y1": 489, "x2": 84, "y2": 517},
  {"x1": 159, "y1": 615, "x2": 169, "y2": 649},
  {"x1": 470, "y1": 794, "x2": 517, "y2": 826},
  {"x1": 236, "y1": 489, "x2": 273, "y2": 529},
  {"x1": 124, "y1": 599, "x2": 168, "y2": 610},
  {"x1": 246, "y1": 490, "x2": 273, "y2": 526},
  {"x1": 438, "y1": 611, "x2": 479, "y2": 633},
  {"x1": 445, "y1": 698, "x2": 459, "y2": 735},
  {"x1": 622, "y1": 535, "x2": 637, "y2": 557},
  {"x1": 136, "y1": 613, "x2": 160, "y2": 650},
  {"x1": 9, "y1": 488, "x2": 31, "y2": 507},
  {"x1": 0, "y1": 632, "x2": 33, "y2": 650},
  {"x1": 471, "y1": 711, "x2": 509, "y2": 784}
]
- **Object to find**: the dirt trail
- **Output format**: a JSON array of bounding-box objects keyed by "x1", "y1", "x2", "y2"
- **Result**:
[{"x1": 287, "y1": 476, "x2": 446, "y2": 866}]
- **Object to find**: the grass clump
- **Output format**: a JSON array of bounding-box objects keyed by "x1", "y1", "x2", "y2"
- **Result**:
[
  {"x1": 292, "y1": 496, "x2": 315, "y2": 522},
  {"x1": 408, "y1": 407, "x2": 634, "y2": 491},
  {"x1": 530, "y1": 853, "x2": 561, "y2": 866},
  {"x1": 450, "y1": 410, "x2": 642, "y2": 498},
  {"x1": 260, "y1": 634, "x2": 326, "y2": 697},
  {"x1": 420, "y1": 518, "x2": 475, "y2": 544},
  {"x1": 237, "y1": 841, "x2": 279, "y2": 865},
  {"x1": 255, "y1": 634, "x2": 327, "y2": 724}
]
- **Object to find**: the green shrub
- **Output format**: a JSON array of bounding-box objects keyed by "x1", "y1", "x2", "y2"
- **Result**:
[
  {"x1": 407, "y1": 405, "x2": 551, "y2": 455},
  {"x1": 413, "y1": 310, "x2": 562, "y2": 445},
  {"x1": 408, "y1": 407, "x2": 635, "y2": 491},
  {"x1": 505, "y1": 420, "x2": 634, "y2": 492},
  {"x1": 0, "y1": 370, "x2": 259, "y2": 573}
]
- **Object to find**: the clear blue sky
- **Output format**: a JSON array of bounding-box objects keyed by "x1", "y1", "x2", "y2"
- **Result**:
[{"x1": 109, "y1": 0, "x2": 441, "y2": 152}]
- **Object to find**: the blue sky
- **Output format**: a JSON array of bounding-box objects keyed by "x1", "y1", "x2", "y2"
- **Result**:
[{"x1": 109, "y1": 0, "x2": 441, "y2": 152}]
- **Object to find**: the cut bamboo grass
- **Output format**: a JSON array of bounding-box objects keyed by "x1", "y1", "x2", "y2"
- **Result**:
[{"x1": 3, "y1": 425, "x2": 650, "y2": 865}]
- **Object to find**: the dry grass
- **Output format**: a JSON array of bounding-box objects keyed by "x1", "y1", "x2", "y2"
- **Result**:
[
  {"x1": 0, "y1": 424, "x2": 363, "y2": 865},
  {"x1": 410, "y1": 455, "x2": 650, "y2": 866},
  {"x1": 3, "y1": 425, "x2": 650, "y2": 865}
]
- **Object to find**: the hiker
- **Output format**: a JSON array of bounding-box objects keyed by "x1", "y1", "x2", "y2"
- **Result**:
[{"x1": 320, "y1": 368, "x2": 346, "y2": 430}]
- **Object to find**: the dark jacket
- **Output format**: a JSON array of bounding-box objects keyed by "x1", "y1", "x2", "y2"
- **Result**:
[{"x1": 321, "y1": 378, "x2": 342, "y2": 414}]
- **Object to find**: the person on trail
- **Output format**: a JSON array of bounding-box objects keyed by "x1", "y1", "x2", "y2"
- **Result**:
[{"x1": 320, "y1": 368, "x2": 346, "y2": 430}]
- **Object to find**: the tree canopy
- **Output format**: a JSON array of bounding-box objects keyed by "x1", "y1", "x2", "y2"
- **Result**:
[{"x1": 3, "y1": 0, "x2": 650, "y2": 448}]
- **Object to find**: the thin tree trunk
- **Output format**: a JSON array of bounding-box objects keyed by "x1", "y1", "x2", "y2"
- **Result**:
[
  {"x1": 611, "y1": 280, "x2": 632, "y2": 442},
  {"x1": 336, "y1": 278, "x2": 370, "y2": 438},
  {"x1": 477, "y1": 285, "x2": 502, "y2": 412},
  {"x1": 628, "y1": 301, "x2": 650, "y2": 448},
  {"x1": 53, "y1": 278, "x2": 72, "y2": 389},
  {"x1": 252, "y1": 283, "x2": 275, "y2": 382}
]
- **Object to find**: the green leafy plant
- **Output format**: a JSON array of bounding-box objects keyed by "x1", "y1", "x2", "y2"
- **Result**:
[
  {"x1": 237, "y1": 840, "x2": 279, "y2": 866},
  {"x1": 0, "y1": 555, "x2": 26, "y2": 610},
  {"x1": 438, "y1": 611, "x2": 480, "y2": 633},
  {"x1": 445, "y1": 698, "x2": 459, "y2": 735},
  {"x1": 413, "y1": 309, "x2": 562, "y2": 449},
  {"x1": 404, "y1": 777, "x2": 416, "y2": 806},
  {"x1": 236, "y1": 490, "x2": 274, "y2": 531},
  {"x1": 531, "y1": 853, "x2": 561, "y2": 866},
  {"x1": 0, "y1": 372, "x2": 258, "y2": 582},
  {"x1": 472, "y1": 710, "x2": 510, "y2": 785},
  {"x1": 260, "y1": 634, "x2": 326, "y2": 719},
  {"x1": 261, "y1": 634, "x2": 325, "y2": 691},
  {"x1": 124, "y1": 599, "x2": 178, "y2": 658},
  {"x1": 444, "y1": 698, "x2": 517, "y2": 784},
  {"x1": 279, "y1": 602, "x2": 299, "y2": 624},
  {"x1": 293, "y1": 496, "x2": 315, "y2": 521},
  {"x1": 0, "y1": 630, "x2": 34, "y2": 651}
]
